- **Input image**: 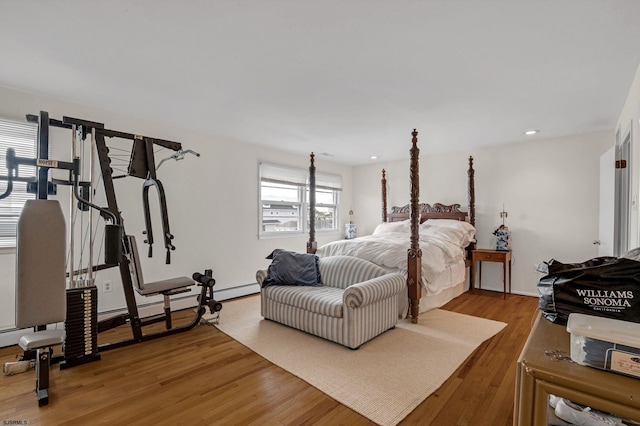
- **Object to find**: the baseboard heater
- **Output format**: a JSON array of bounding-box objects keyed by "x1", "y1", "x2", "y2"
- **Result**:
[
  {"x1": 0, "y1": 283, "x2": 260, "y2": 348},
  {"x1": 97, "y1": 282, "x2": 260, "y2": 320}
]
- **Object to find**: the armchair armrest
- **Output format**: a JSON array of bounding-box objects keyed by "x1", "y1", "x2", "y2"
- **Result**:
[
  {"x1": 256, "y1": 269, "x2": 268, "y2": 286},
  {"x1": 343, "y1": 273, "x2": 405, "y2": 309}
]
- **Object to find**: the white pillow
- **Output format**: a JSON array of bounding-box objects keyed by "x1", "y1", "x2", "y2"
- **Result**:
[
  {"x1": 421, "y1": 227, "x2": 473, "y2": 247},
  {"x1": 423, "y1": 219, "x2": 475, "y2": 233},
  {"x1": 372, "y1": 220, "x2": 409, "y2": 235},
  {"x1": 421, "y1": 219, "x2": 476, "y2": 247}
]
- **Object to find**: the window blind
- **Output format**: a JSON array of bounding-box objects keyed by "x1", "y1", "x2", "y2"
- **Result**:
[
  {"x1": 259, "y1": 163, "x2": 307, "y2": 187},
  {"x1": 315, "y1": 171, "x2": 342, "y2": 191},
  {"x1": 260, "y1": 162, "x2": 342, "y2": 191},
  {"x1": 0, "y1": 118, "x2": 37, "y2": 248}
]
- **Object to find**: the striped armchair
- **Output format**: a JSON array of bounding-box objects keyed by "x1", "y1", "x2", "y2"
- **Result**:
[{"x1": 257, "y1": 255, "x2": 406, "y2": 349}]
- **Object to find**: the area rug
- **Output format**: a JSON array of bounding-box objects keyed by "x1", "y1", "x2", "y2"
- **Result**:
[{"x1": 212, "y1": 296, "x2": 506, "y2": 426}]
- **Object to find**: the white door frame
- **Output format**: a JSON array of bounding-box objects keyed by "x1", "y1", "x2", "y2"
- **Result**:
[{"x1": 614, "y1": 122, "x2": 632, "y2": 256}]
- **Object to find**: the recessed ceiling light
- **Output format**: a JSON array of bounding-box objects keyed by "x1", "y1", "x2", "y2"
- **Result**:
[
  {"x1": 370, "y1": 155, "x2": 378, "y2": 160},
  {"x1": 524, "y1": 130, "x2": 540, "y2": 135}
]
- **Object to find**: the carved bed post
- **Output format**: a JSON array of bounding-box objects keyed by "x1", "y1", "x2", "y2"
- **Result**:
[
  {"x1": 408, "y1": 130, "x2": 422, "y2": 323},
  {"x1": 307, "y1": 152, "x2": 317, "y2": 254},
  {"x1": 467, "y1": 156, "x2": 476, "y2": 255},
  {"x1": 468, "y1": 156, "x2": 475, "y2": 226},
  {"x1": 381, "y1": 169, "x2": 387, "y2": 223}
]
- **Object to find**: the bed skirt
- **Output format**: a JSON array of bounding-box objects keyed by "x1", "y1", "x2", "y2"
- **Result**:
[{"x1": 398, "y1": 269, "x2": 469, "y2": 318}]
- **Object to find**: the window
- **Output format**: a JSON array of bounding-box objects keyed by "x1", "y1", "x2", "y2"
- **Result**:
[
  {"x1": 0, "y1": 118, "x2": 37, "y2": 248},
  {"x1": 259, "y1": 162, "x2": 341, "y2": 237}
]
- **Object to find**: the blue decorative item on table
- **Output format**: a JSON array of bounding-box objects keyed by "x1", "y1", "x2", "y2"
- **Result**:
[
  {"x1": 345, "y1": 223, "x2": 357, "y2": 239},
  {"x1": 345, "y1": 209, "x2": 356, "y2": 239},
  {"x1": 494, "y1": 225, "x2": 510, "y2": 251},
  {"x1": 493, "y1": 204, "x2": 510, "y2": 251}
]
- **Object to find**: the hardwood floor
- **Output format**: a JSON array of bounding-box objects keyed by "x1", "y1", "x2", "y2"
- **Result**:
[{"x1": 0, "y1": 290, "x2": 539, "y2": 425}]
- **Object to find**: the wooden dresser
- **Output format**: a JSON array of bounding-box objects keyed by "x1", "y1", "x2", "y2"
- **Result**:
[{"x1": 514, "y1": 313, "x2": 640, "y2": 425}]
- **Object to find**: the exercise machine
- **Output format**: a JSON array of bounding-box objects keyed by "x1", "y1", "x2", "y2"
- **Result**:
[
  {"x1": 14, "y1": 199, "x2": 66, "y2": 406},
  {"x1": 0, "y1": 111, "x2": 222, "y2": 404}
]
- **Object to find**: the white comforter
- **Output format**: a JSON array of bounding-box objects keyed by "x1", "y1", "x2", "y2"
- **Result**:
[{"x1": 316, "y1": 227, "x2": 469, "y2": 296}]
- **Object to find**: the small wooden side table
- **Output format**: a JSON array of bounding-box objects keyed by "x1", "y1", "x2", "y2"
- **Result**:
[{"x1": 470, "y1": 249, "x2": 511, "y2": 299}]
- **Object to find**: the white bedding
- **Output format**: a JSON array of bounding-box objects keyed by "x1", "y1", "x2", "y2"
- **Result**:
[{"x1": 316, "y1": 222, "x2": 473, "y2": 297}]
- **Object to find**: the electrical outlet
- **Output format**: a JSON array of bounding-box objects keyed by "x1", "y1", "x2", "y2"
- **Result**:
[{"x1": 103, "y1": 280, "x2": 113, "y2": 293}]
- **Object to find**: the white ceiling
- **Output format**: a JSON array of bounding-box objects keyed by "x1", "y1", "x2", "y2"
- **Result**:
[{"x1": 1, "y1": 1, "x2": 640, "y2": 165}]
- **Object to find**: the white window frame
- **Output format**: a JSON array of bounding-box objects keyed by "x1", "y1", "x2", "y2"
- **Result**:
[
  {"x1": 259, "y1": 162, "x2": 341, "y2": 238},
  {"x1": 0, "y1": 117, "x2": 37, "y2": 248}
]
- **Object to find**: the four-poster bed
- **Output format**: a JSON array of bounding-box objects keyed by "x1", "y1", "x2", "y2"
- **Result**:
[
  {"x1": 306, "y1": 152, "x2": 317, "y2": 255},
  {"x1": 307, "y1": 130, "x2": 476, "y2": 323}
]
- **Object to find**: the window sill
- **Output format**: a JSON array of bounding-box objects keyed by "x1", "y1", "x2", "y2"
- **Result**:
[{"x1": 0, "y1": 247, "x2": 16, "y2": 255}]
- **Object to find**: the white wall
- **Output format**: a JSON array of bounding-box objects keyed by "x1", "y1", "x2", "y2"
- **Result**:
[
  {"x1": 0, "y1": 86, "x2": 353, "y2": 330},
  {"x1": 353, "y1": 131, "x2": 613, "y2": 296},
  {"x1": 0, "y1": 79, "x2": 623, "y2": 332},
  {"x1": 616, "y1": 63, "x2": 640, "y2": 249}
]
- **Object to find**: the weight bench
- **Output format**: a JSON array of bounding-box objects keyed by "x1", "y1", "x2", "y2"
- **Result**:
[
  {"x1": 15, "y1": 200, "x2": 67, "y2": 406},
  {"x1": 125, "y1": 235, "x2": 210, "y2": 330}
]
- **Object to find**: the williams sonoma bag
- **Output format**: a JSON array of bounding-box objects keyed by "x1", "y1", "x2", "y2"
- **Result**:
[{"x1": 538, "y1": 256, "x2": 640, "y2": 325}]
